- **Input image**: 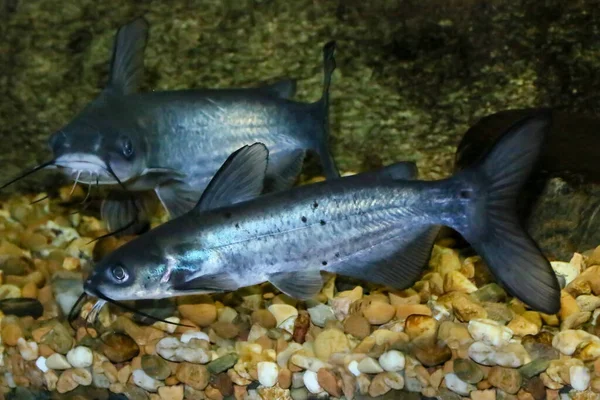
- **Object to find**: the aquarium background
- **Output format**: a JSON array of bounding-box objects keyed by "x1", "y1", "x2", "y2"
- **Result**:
[{"x1": 1, "y1": 0, "x2": 599, "y2": 194}]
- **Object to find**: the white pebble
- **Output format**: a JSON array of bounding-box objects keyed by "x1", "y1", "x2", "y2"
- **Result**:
[
  {"x1": 156, "y1": 336, "x2": 210, "y2": 363},
  {"x1": 268, "y1": 304, "x2": 298, "y2": 329},
  {"x1": 348, "y1": 360, "x2": 361, "y2": 377},
  {"x1": 379, "y1": 350, "x2": 405, "y2": 372},
  {"x1": 445, "y1": 373, "x2": 473, "y2": 396},
  {"x1": 66, "y1": 346, "x2": 93, "y2": 368},
  {"x1": 36, "y1": 356, "x2": 49, "y2": 373},
  {"x1": 303, "y1": 370, "x2": 323, "y2": 394},
  {"x1": 552, "y1": 330, "x2": 600, "y2": 355},
  {"x1": 307, "y1": 304, "x2": 336, "y2": 327},
  {"x1": 290, "y1": 354, "x2": 330, "y2": 372},
  {"x1": 357, "y1": 357, "x2": 384, "y2": 374},
  {"x1": 468, "y1": 341, "x2": 528, "y2": 368},
  {"x1": 257, "y1": 361, "x2": 279, "y2": 387},
  {"x1": 132, "y1": 369, "x2": 164, "y2": 392},
  {"x1": 17, "y1": 338, "x2": 38, "y2": 361},
  {"x1": 45, "y1": 353, "x2": 72, "y2": 370},
  {"x1": 468, "y1": 319, "x2": 513, "y2": 346},
  {"x1": 569, "y1": 365, "x2": 590, "y2": 391},
  {"x1": 4, "y1": 372, "x2": 15, "y2": 388},
  {"x1": 180, "y1": 330, "x2": 210, "y2": 344},
  {"x1": 152, "y1": 317, "x2": 180, "y2": 333},
  {"x1": 247, "y1": 324, "x2": 268, "y2": 342},
  {"x1": 277, "y1": 343, "x2": 302, "y2": 368}
]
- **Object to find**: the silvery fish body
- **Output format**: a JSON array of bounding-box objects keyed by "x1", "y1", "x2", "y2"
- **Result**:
[
  {"x1": 4, "y1": 18, "x2": 338, "y2": 233},
  {"x1": 85, "y1": 114, "x2": 561, "y2": 314}
]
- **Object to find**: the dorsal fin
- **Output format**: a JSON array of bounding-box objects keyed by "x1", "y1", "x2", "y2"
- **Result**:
[
  {"x1": 107, "y1": 17, "x2": 149, "y2": 95},
  {"x1": 194, "y1": 143, "x2": 269, "y2": 212},
  {"x1": 258, "y1": 79, "x2": 297, "y2": 99}
]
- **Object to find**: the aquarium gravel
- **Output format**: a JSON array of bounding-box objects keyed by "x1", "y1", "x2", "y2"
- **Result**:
[{"x1": 1, "y1": 180, "x2": 600, "y2": 400}]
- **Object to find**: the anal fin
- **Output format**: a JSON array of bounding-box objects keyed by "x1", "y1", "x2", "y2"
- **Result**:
[{"x1": 268, "y1": 269, "x2": 323, "y2": 300}]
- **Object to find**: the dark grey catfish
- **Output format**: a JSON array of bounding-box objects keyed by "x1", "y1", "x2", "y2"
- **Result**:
[
  {"x1": 84, "y1": 113, "x2": 561, "y2": 314},
  {"x1": 2, "y1": 18, "x2": 339, "y2": 233}
]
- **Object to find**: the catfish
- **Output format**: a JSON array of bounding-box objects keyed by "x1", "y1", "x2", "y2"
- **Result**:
[
  {"x1": 84, "y1": 113, "x2": 561, "y2": 315},
  {"x1": 2, "y1": 17, "x2": 339, "y2": 234}
]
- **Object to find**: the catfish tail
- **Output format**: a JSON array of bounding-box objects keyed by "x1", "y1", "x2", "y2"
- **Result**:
[
  {"x1": 311, "y1": 41, "x2": 340, "y2": 179},
  {"x1": 456, "y1": 112, "x2": 560, "y2": 314}
]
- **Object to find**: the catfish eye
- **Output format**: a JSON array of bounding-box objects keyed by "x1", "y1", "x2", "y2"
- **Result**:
[
  {"x1": 121, "y1": 137, "x2": 134, "y2": 159},
  {"x1": 111, "y1": 265, "x2": 129, "y2": 282}
]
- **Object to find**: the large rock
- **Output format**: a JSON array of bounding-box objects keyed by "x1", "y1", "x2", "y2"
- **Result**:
[{"x1": 455, "y1": 109, "x2": 600, "y2": 260}]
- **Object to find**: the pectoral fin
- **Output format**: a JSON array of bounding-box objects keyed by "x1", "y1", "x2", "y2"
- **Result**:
[
  {"x1": 268, "y1": 269, "x2": 324, "y2": 300},
  {"x1": 171, "y1": 272, "x2": 240, "y2": 294},
  {"x1": 100, "y1": 190, "x2": 155, "y2": 235}
]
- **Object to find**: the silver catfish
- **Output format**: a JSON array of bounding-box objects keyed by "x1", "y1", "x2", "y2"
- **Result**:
[
  {"x1": 84, "y1": 113, "x2": 561, "y2": 314},
  {"x1": 2, "y1": 18, "x2": 339, "y2": 233}
]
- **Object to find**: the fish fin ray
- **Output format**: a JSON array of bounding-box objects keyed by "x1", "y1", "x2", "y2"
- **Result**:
[
  {"x1": 268, "y1": 269, "x2": 323, "y2": 300},
  {"x1": 458, "y1": 112, "x2": 561, "y2": 314},
  {"x1": 107, "y1": 17, "x2": 149, "y2": 95},
  {"x1": 171, "y1": 272, "x2": 239, "y2": 293},
  {"x1": 100, "y1": 190, "x2": 153, "y2": 235},
  {"x1": 264, "y1": 150, "x2": 305, "y2": 193},
  {"x1": 336, "y1": 226, "x2": 440, "y2": 290},
  {"x1": 155, "y1": 181, "x2": 199, "y2": 218},
  {"x1": 194, "y1": 143, "x2": 268, "y2": 212}
]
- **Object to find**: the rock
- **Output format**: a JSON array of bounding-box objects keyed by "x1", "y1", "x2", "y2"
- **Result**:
[
  {"x1": 507, "y1": 314, "x2": 540, "y2": 336},
  {"x1": 276, "y1": 343, "x2": 303, "y2": 368},
  {"x1": 175, "y1": 363, "x2": 209, "y2": 390},
  {"x1": 303, "y1": 370, "x2": 323, "y2": 394},
  {"x1": 1, "y1": 322, "x2": 23, "y2": 346},
  {"x1": 468, "y1": 319, "x2": 513, "y2": 346},
  {"x1": 99, "y1": 332, "x2": 140, "y2": 363},
  {"x1": 438, "y1": 321, "x2": 473, "y2": 348},
  {"x1": 17, "y1": 338, "x2": 39, "y2": 361},
  {"x1": 379, "y1": 350, "x2": 405, "y2": 372},
  {"x1": 211, "y1": 321, "x2": 239, "y2": 339},
  {"x1": 413, "y1": 342, "x2": 452, "y2": 367},
  {"x1": 56, "y1": 369, "x2": 79, "y2": 393},
  {"x1": 445, "y1": 373, "x2": 474, "y2": 396},
  {"x1": 40, "y1": 320, "x2": 73, "y2": 354},
  {"x1": 251, "y1": 309, "x2": 277, "y2": 329},
  {"x1": 66, "y1": 346, "x2": 92, "y2": 368},
  {"x1": 178, "y1": 303, "x2": 217, "y2": 327},
  {"x1": 180, "y1": 330, "x2": 210, "y2": 344},
  {"x1": 307, "y1": 304, "x2": 335, "y2": 327},
  {"x1": 155, "y1": 337, "x2": 210, "y2": 364},
  {"x1": 46, "y1": 353, "x2": 71, "y2": 370},
  {"x1": 488, "y1": 366, "x2": 522, "y2": 394},
  {"x1": 358, "y1": 357, "x2": 384, "y2": 374},
  {"x1": 552, "y1": 330, "x2": 600, "y2": 355},
  {"x1": 290, "y1": 354, "x2": 331, "y2": 372},
  {"x1": 395, "y1": 304, "x2": 432, "y2": 319},
  {"x1": 0, "y1": 284, "x2": 21, "y2": 299},
  {"x1": 453, "y1": 296, "x2": 487, "y2": 321},
  {"x1": 369, "y1": 372, "x2": 392, "y2": 397},
  {"x1": 575, "y1": 341, "x2": 600, "y2": 361},
  {"x1": 444, "y1": 270, "x2": 478, "y2": 293},
  {"x1": 469, "y1": 341, "x2": 529, "y2": 368},
  {"x1": 570, "y1": 365, "x2": 590, "y2": 391},
  {"x1": 561, "y1": 311, "x2": 591, "y2": 330},
  {"x1": 471, "y1": 284, "x2": 508, "y2": 303},
  {"x1": 268, "y1": 304, "x2": 298, "y2": 330},
  {"x1": 363, "y1": 301, "x2": 395, "y2": 325},
  {"x1": 454, "y1": 358, "x2": 484, "y2": 384},
  {"x1": 158, "y1": 385, "x2": 184, "y2": 400},
  {"x1": 207, "y1": 353, "x2": 238, "y2": 374},
  {"x1": 343, "y1": 314, "x2": 371, "y2": 339},
  {"x1": 483, "y1": 302, "x2": 514, "y2": 324},
  {"x1": 546, "y1": 358, "x2": 583, "y2": 386},
  {"x1": 404, "y1": 314, "x2": 437, "y2": 342},
  {"x1": 0, "y1": 298, "x2": 43, "y2": 318},
  {"x1": 132, "y1": 369, "x2": 164, "y2": 392},
  {"x1": 51, "y1": 274, "x2": 83, "y2": 316},
  {"x1": 257, "y1": 361, "x2": 278, "y2": 387},
  {"x1": 519, "y1": 359, "x2": 551, "y2": 379},
  {"x1": 35, "y1": 356, "x2": 49, "y2": 373},
  {"x1": 567, "y1": 265, "x2": 600, "y2": 297},
  {"x1": 313, "y1": 328, "x2": 349, "y2": 361},
  {"x1": 142, "y1": 355, "x2": 171, "y2": 380},
  {"x1": 317, "y1": 368, "x2": 340, "y2": 397},
  {"x1": 576, "y1": 295, "x2": 600, "y2": 312},
  {"x1": 278, "y1": 368, "x2": 292, "y2": 389},
  {"x1": 292, "y1": 310, "x2": 310, "y2": 344}
]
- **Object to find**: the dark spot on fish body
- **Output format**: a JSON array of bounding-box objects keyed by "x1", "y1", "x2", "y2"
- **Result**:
[
  {"x1": 301, "y1": 216, "x2": 307, "y2": 223},
  {"x1": 320, "y1": 220, "x2": 326, "y2": 226},
  {"x1": 312, "y1": 201, "x2": 319, "y2": 209},
  {"x1": 335, "y1": 252, "x2": 340, "y2": 258},
  {"x1": 459, "y1": 189, "x2": 473, "y2": 199},
  {"x1": 322, "y1": 261, "x2": 328, "y2": 266},
  {"x1": 235, "y1": 223, "x2": 240, "y2": 229}
]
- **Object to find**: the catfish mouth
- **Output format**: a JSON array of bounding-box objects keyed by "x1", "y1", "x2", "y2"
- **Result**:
[{"x1": 54, "y1": 153, "x2": 119, "y2": 185}]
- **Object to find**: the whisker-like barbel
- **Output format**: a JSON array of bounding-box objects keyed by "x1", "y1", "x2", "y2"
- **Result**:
[{"x1": 0, "y1": 159, "x2": 55, "y2": 190}]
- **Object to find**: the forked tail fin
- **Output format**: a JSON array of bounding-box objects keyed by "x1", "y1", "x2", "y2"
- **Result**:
[{"x1": 457, "y1": 112, "x2": 561, "y2": 314}]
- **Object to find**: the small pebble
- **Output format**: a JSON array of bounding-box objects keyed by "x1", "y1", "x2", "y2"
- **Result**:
[
  {"x1": 66, "y1": 346, "x2": 93, "y2": 368},
  {"x1": 176, "y1": 363, "x2": 210, "y2": 390},
  {"x1": 142, "y1": 354, "x2": 171, "y2": 380},
  {"x1": 445, "y1": 373, "x2": 474, "y2": 396},
  {"x1": 46, "y1": 353, "x2": 71, "y2": 370},
  {"x1": 357, "y1": 357, "x2": 384, "y2": 374},
  {"x1": 132, "y1": 369, "x2": 164, "y2": 392},
  {"x1": 99, "y1": 332, "x2": 140, "y2": 363},
  {"x1": 363, "y1": 302, "x2": 395, "y2": 325},
  {"x1": 569, "y1": 365, "x2": 590, "y2": 391},
  {"x1": 343, "y1": 314, "x2": 371, "y2": 338},
  {"x1": 257, "y1": 361, "x2": 279, "y2": 387},
  {"x1": 35, "y1": 356, "x2": 48, "y2": 373},
  {"x1": 307, "y1": 304, "x2": 335, "y2": 327},
  {"x1": 251, "y1": 309, "x2": 277, "y2": 329},
  {"x1": 379, "y1": 350, "x2": 405, "y2": 372},
  {"x1": 17, "y1": 337, "x2": 39, "y2": 361},
  {"x1": 158, "y1": 385, "x2": 184, "y2": 400},
  {"x1": 178, "y1": 303, "x2": 217, "y2": 327},
  {"x1": 454, "y1": 358, "x2": 484, "y2": 384},
  {"x1": 303, "y1": 370, "x2": 323, "y2": 394},
  {"x1": 180, "y1": 330, "x2": 210, "y2": 343}
]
